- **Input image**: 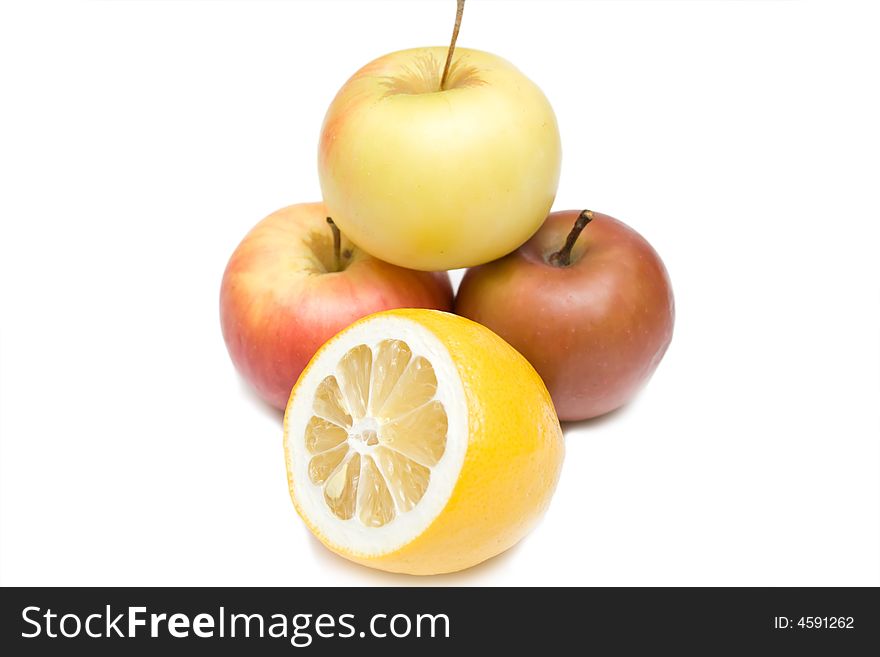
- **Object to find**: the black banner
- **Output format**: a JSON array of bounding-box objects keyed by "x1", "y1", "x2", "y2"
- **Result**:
[{"x1": 1, "y1": 587, "x2": 877, "y2": 654}]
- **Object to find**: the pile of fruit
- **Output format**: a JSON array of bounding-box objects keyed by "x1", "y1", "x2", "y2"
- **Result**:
[{"x1": 220, "y1": 1, "x2": 674, "y2": 575}]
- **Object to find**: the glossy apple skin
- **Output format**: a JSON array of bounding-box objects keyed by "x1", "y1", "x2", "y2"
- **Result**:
[
  {"x1": 220, "y1": 203, "x2": 453, "y2": 410},
  {"x1": 455, "y1": 211, "x2": 674, "y2": 421},
  {"x1": 318, "y1": 47, "x2": 561, "y2": 271}
]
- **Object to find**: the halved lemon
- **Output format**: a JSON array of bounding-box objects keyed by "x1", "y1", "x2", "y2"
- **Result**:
[{"x1": 283, "y1": 309, "x2": 564, "y2": 575}]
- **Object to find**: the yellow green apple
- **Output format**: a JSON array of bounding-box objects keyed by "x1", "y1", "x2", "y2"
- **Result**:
[{"x1": 318, "y1": 46, "x2": 562, "y2": 271}]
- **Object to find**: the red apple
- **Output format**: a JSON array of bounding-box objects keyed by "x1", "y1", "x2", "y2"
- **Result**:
[
  {"x1": 220, "y1": 202, "x2": 453, "y2": 410},
  {"x1": 455, "y1": 210, "x2": 674, "y2": 421}
]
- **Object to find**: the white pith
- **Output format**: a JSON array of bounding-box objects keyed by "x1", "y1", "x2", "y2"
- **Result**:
[{"x1": 285, "y1": 315, "x2": 468, "y2": 556}]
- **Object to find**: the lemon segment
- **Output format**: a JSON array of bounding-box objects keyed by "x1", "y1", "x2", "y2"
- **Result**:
[
  {"x1": 357, "y1": 456, "x2": 395, "y2": 527},
  {"x1": 368, "y1": 339, "x2": 413, "y2": 416},
  {"x1": 312, "y1": 376, "x2": 351, "y2": 428},
  {"x1": 380, "y1": 401, "x2": 447, "y2": 466}
]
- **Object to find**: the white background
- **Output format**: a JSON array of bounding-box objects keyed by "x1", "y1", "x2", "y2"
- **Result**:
[{"x1": 1, "y1": 0, "x2": 878, "y2": 586}]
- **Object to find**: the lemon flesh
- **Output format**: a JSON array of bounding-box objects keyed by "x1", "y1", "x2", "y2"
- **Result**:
[{"x1": 305, "y1": 340, "x2": 447, "y2": 527}]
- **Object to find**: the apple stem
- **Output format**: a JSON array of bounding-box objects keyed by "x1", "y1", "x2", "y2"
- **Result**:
[
  {"x1": 440, "y1": 0, "x2": 466, "y2": 91},
  {"x1": 326, "y1": 217, "x2": 342, "y2": 272},
  {"x1": 548, "y1": 210, "x2": 594, "y2": 267}
]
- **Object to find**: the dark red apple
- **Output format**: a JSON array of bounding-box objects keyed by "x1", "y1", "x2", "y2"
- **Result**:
[
  {"x1": 221, "y1": 202, "x2": 453, "y2": 410},
  {"x1": 455, "y1": 210, "x2": 674, "y2": 421}
]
